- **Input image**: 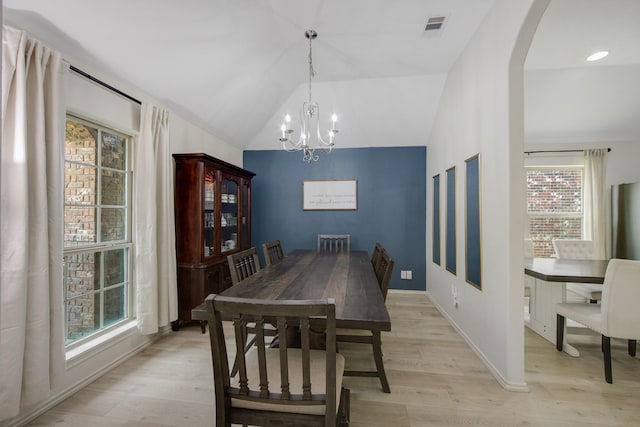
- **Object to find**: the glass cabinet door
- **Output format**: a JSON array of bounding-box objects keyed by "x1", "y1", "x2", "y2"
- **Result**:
[
  {"x1": 203, "y1": 166, "x2": 215, "y2": 258},
  {"x1": 221, "y1": 176, "x2": 239, "y2": 253},
  {"x1": 241, "y1": 180, "x2": 250, "y2": 248}
]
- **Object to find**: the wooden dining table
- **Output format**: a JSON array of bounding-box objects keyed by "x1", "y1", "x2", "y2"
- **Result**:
[{"x1": 192, "y1": 249, "x2": 392, "y2": 391}]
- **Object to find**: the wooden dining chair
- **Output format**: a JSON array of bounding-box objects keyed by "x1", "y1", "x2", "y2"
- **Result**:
[
  {"x1": 371, "y1": 242, "x2": 383, "y2": 270},
  {"x1": 337, "y1": 248, "x2": 394, "y2": 393},
  {"x1": 262, "y1": 239, "x2": 285, "y2": 266},
  {"x1": 374, "y1": 249, "x2": 395, "y2": 302},
  {"x1": 227, "y1": 247, "x2": 262, "y2": 285},
  {"x1": 206, "y1": 294, "x2": 350, "y2": 427},
  {"x1": 317, "y1": 234, "x2": 351, "y2": 253},
  {"x1": 556, "y1": 258, "x2": 640, "y2": 383},
  {"x1": 227, "y1": 247, "x2": 278, "y2": 374}
]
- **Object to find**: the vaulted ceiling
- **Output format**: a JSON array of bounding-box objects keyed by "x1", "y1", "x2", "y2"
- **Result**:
[{"x1": 4, "y1": 0, "x2": 640, "y2": 151}]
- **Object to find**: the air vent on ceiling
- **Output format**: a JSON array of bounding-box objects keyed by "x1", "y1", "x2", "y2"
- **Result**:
[{"x1": 425, "y1": 16, "x2": 446, "y2": 32}]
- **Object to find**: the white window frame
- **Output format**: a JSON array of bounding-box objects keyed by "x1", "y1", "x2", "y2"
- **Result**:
[{"x1": 63, "y1": 114, "x2": 134, "y2": 351}]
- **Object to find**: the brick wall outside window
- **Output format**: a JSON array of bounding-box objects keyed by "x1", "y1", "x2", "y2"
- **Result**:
[{"x1": 527, "y1": 168, "x2": 583, "y2": 257}]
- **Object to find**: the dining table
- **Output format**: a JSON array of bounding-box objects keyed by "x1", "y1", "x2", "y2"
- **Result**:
[
  {"x1": 192, "y1": 249, "x2": 392, "y2": 391},
  {"x1": 524, "y1": 257, "x2": 609, "y2": 356}
]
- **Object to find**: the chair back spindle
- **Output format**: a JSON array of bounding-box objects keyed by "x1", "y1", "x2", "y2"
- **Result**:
[
  {"x1": 228, "y1": 247, "x2": 261, "y2": 285},
  {"x1": 262, "y1": 240, "x2": 285, "y2": 266},
  {"x1": 317, "y1": 234, "x2": 351, "y2": 253}
]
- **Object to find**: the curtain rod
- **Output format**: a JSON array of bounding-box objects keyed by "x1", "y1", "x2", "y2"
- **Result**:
[
  {"x1": 70, "y1": 65, "x2": 141, "y2": 105},
  {"x1": 524, "y1": 148, "x2": 611, "y2": 155}
]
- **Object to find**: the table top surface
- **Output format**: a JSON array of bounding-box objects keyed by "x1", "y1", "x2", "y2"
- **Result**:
[
  {"x1": 524, "y1": 257, "x2": 609, "y2": 284},
  {"x1": 194, "y1": 249, "x2": 391, "y2": 331}
]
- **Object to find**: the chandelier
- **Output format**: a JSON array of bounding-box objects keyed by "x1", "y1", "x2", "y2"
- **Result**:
[{"x1": 279, "y1": 30, "x2": 338, "y2": 162}]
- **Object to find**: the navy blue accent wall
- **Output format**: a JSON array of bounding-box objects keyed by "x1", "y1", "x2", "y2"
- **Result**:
[{"x1": 243, "y1": 146, "x2": 427, "y2": 291}]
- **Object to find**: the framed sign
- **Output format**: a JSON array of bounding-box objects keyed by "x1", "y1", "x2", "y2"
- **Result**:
[
  {"x1": 446, "y1": 166, "x2": 456, "y2": 275},
  {"x1": 465, "y1": 154, "x2": 482, "y2": 289},
  {"x1": 303, "y1": 180, "x2": 357, "y2": 210},
  {"x1": 433, "y1": 174, "x2": 441, "y2": 265}
]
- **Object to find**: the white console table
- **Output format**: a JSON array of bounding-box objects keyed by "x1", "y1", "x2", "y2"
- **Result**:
[{"x1": 524, "y1": 258, "x2": 608, "y2": 356}]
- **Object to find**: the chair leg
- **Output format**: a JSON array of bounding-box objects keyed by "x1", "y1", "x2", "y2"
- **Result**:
[
  {"x1": 556, "y1": 314, "x2": 565, "y2": 352},
  {"x1": 372, "y1": 331, "x2": 391, "y2": 393},
  {"x1": 629, "y1": 340, "x2": 637, "y2": 357},
  {"x1": 338, "y1": 387, "x2": 350, "y2": 427},
  {"x1": 603, "y1": 335, "x2": 613, "y2": 384}
]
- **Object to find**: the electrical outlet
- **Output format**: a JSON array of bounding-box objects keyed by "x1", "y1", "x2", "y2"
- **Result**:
[
  {"x1": 452, "y1": 285, "x2": 459, "y2": 307},
  {"x1": 400, "y1": 270, "x2": 407, "y2": 279},
  {"x1": 406, "y1": 270, "x2": 412, "y2": 280}
]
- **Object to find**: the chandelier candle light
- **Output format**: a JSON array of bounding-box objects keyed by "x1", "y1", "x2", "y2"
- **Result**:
[{"x1": 280, "y1": 30, "x2": 338, "y2": 162}]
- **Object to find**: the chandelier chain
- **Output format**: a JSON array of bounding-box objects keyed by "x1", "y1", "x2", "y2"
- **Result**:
[{"x1": 308, "y1": 35, "x2": 315, "y2": 103}]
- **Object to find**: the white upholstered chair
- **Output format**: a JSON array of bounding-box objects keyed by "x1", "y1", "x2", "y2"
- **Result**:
[
  {"x1": 552, "y1": 239, "x2": 602, "y2": 303},
  {"x1": 556, "y1": 258, "x2": 640, "y2": 383}
]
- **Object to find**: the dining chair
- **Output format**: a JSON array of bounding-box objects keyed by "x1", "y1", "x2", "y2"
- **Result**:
[
  {"x1": 552, "y1": 239, "x2": 602, "y2": 303},
  {"x1": 556, "y1": 258, "x2": 640, "y2": 383},
  {"x1": 205, "y1": 294, "x2": 350, "y2": 427},
  {"x1": 227, "y1": 247, "x2": 277, "y2": 374},
  {"x1": 317, "y1": 234, "x2": 351, "y2": 253},
  {"x1": 227, "y1": 247, "x2": 262, "y2": 285},
  {"x1": 371, "y1": 242, "x2": 383, "y2": 271},
  {"x1": 374, "y1": 249, "x2": 394, "y2": 302},
  {"x1": 262, "y1": 239, "x2": 285, "y2": 266},
  {"x1": 337, "y1": 248, "x2": 394, "y2": 393}
]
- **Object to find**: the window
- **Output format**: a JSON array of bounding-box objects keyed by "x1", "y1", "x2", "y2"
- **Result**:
[
  {"x1": 526, "y1": 167, "x2": 583, "y2": 257},
  {"x1": 63, "y1": 116, "x2": 133, "y2": 346}
]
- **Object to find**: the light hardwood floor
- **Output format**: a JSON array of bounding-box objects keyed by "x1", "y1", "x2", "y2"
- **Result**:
[{"x1": 27, "y1": 292, "x2": 640, "y2": 426}]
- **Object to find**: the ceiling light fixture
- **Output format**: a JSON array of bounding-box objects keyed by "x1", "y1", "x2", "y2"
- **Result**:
[
  {"x1": 587, "y1": 51, "x2": 609, "y2": 62},
  {"x1": 279, "y1": 30, "x2": 338, "y2": 162}
]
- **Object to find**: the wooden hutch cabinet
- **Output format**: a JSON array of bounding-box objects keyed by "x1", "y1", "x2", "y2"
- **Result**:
[{"x1": 172, "y1": 153, "x2": 255, "y2": 329}]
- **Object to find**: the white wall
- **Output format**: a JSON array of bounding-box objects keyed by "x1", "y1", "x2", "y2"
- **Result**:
[
  {"x1": 426, "y1": 0, "x2": 547, "y2": 390},
  {"x1": 247, "y1": 75, "x2": 447, "y2": 150},
  {"x1": 170, "y1": 114, "x2": 242, "y2": 164},
  {"x1": 605, "y1": 140, "x2": 640, "y2": 186}
]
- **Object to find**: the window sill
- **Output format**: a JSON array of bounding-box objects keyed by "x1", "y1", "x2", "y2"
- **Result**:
[{"x1": 65, "y1": 321, "x2": 138, "y2": 367}]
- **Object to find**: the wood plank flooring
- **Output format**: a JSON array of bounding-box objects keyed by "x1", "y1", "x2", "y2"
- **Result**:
[{"x1": 27, "y1": 292, "x2": 640, "y2": 426}]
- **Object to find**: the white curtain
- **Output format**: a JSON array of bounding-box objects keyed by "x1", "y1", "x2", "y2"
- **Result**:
[
  {"x1": 583, "y1": 148, "x2": 607, "y2": 259},
  {"x1": 134, "y1": 103, "x2": 178, "y2": 334},
  {"x1": 1, "y1": 26, "x2": 67, "y2": 420}
]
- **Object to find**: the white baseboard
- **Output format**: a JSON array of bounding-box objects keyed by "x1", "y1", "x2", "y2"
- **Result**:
[
  {"x1": 2, "y1": 326, "x2": 171, "y2": 427},
  {"x1": 425, "y1": 291, "x2": 530, "y2": 393}
]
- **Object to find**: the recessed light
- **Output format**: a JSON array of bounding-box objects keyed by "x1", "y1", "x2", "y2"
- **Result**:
[{"x1": 586, "y1": 51, "x2": 608, "y2": 62}]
